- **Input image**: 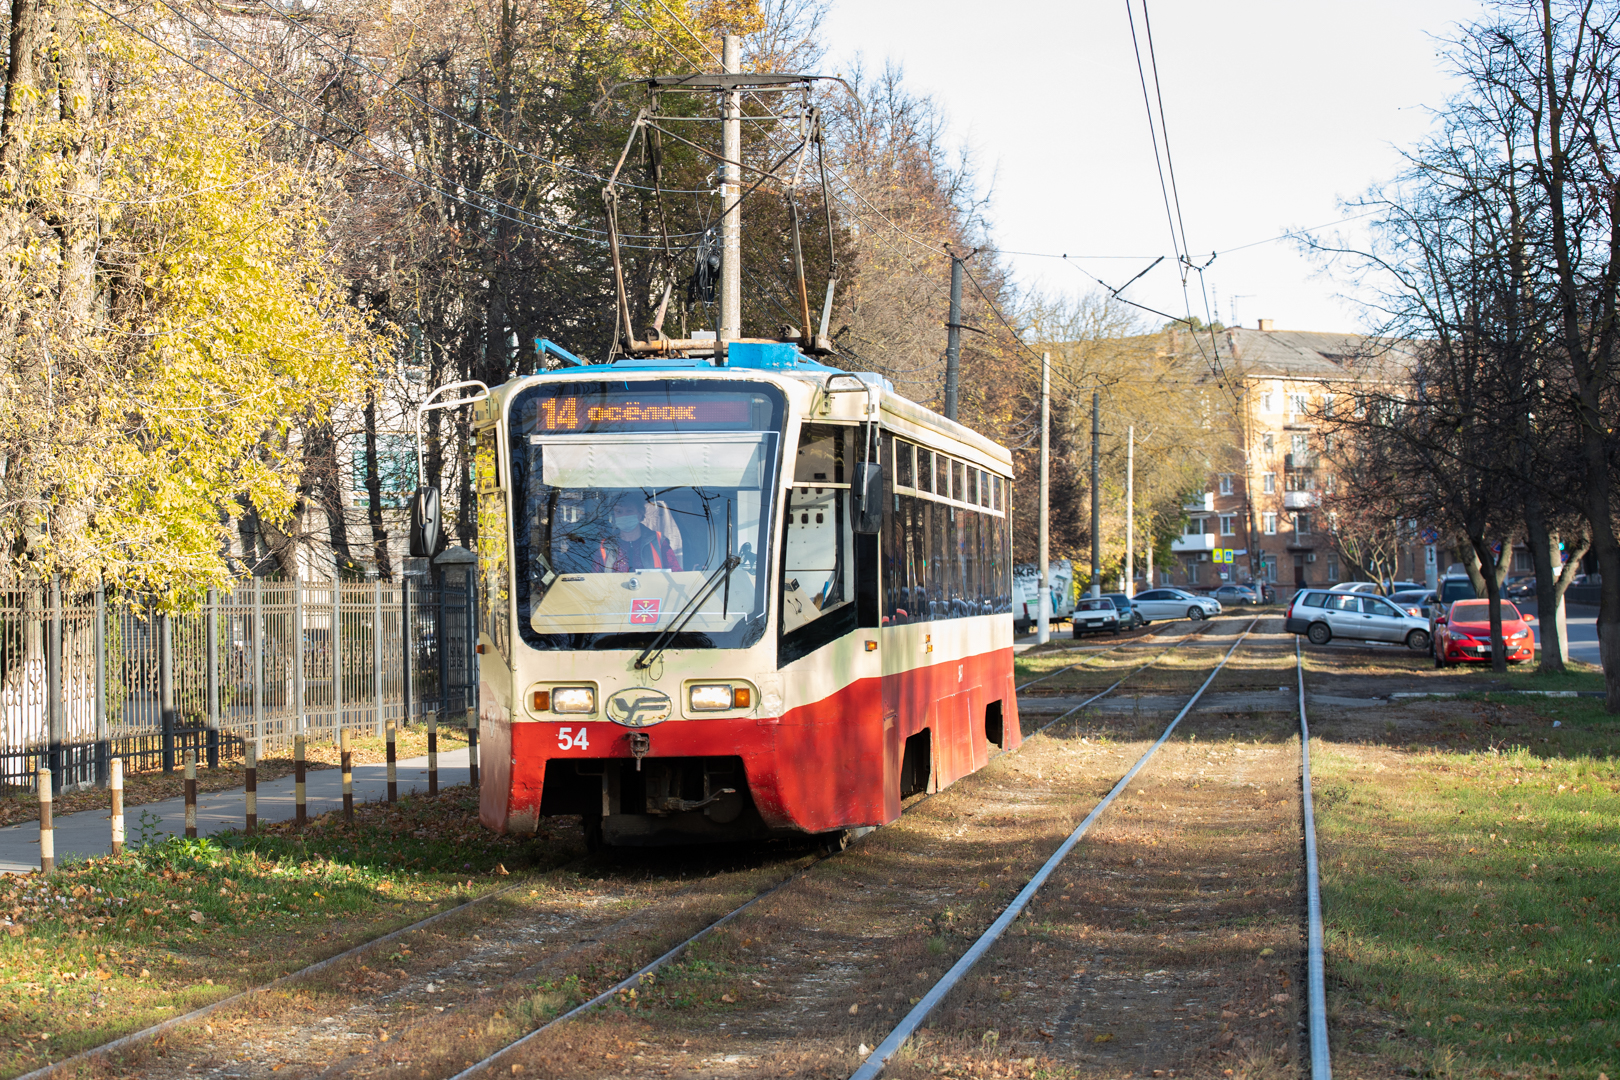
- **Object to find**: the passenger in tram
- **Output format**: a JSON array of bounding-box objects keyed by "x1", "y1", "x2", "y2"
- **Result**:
[{"x1": 597, "y1": 492, "x2": 682, "y2": 572}]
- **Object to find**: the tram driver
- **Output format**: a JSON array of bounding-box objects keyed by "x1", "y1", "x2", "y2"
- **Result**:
[{"x1": 596, "y1": 492, "x2": 682, "y2": 572}]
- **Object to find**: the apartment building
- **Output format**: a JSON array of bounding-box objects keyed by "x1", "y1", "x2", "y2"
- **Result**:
[{"x1": 1163, "y1": 322, "x2": 1417, "y2": 592}]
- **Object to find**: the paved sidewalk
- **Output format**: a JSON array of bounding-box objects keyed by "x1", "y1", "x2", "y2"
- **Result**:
[{"x1": 0, "y1": 748, "x2": 474, "y2": 873}]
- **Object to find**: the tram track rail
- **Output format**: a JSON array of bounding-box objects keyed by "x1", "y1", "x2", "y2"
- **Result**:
[
  {"x1": 447, "y1": 616, "x2": 1250, "y2": 1079},
  {"x1": 1014, "y1": 619, "x2": 1212, "y2": 694},
  {"x1": 846, "y1": 616, "x2": 1262, "y2": 1079},
  {"x1": 23, "y1": 616, "x2": 1256, "y2": 1080}
]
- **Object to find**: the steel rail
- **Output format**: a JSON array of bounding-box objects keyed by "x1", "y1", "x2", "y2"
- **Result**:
[
  {"x1": 14, "y1": 881, "x2": 531, "y2": 1080},
  {"x1": 847, "y1": 617, "x2": 1261, "y2": 1080},
  {"x1": 1030, "y1": 619, "x2": 1219, "y2": 734},
  {"x1": 1014, "y1": 619, "x2": 1192, "y2": 692},
  {"x1": 1297, "y1": 636, "x2": 1332, "y2": 1079},
  {"x1": 447, "y1": 619, "x2": 1230, "y2": 1077}
]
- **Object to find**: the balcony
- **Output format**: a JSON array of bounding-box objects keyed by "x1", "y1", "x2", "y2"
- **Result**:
[
  {"x1": 1182, "y1": 492, "x2": 1215, "y2": 512},
  {"x1": 1283, "y1": 490, "x2": 1319, "y2": 510},
  {"x1": 1284, "y1": 451, "x2": 1315, "y2": 470},
  {"x1": 1171, "y1": 532, "x2": 1218, "y2": 554}
]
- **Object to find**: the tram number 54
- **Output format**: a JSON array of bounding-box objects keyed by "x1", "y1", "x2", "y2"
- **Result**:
[{"x1": 556, "y1": 727, "x2": 590, "y2": 751}]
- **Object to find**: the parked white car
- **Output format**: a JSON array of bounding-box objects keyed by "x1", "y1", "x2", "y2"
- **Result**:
[
  {"x1": 1130, "y1": 588, "x2": 1222, "y2": 623},
  {"x1": 1071, "y1": 596, "x2": 1121, "y2": 637}
]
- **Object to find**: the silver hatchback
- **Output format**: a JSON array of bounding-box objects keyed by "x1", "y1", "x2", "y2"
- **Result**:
[{"x1": 1286, "y1": 589, "x2": 1432, "y2": 651}]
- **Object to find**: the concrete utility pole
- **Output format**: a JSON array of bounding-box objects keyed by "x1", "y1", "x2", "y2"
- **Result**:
[
  {"x1": 1091, "y1": 391, "x2": 1102, "y2": 597},
  {"x1": 1037, "y1": 351, "x2": 1051, "y2": 644},
  {"x1": 1126, "y1": 426, "x2": 1135, "y2": 597},
  {"x1": 719, "y1": 34, "x2": 742, "y2": 345},
  {"x1": 944, "y1": 254, "x2": 964, "y2": 420}
]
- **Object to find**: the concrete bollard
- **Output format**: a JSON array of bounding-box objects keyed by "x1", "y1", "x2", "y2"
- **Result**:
[
  {"x1": 427, "y1": 714, "x2": 438, "y2": 796},
  {"x1": 110, "y1": 758, "x2": 124, "y2": 856},
  {"x1": 386, "y1": 718, "x2": 397, "y2": 803},
  {"x1": 184, "y1": 749, "x2": 197, "y2": 839},
  {"x1": 294, "y1": 734, "x2": 307, "y2": 829},
  {"x1": 37, "y1": 768, "x2": 52, "y2": 875},
  {"x1": 467, "y1": 711, "x2": 479, "y2": 790},
  {"x1": 244, "y1": 742, "x2": 257, "y2": 835},
  {"x1": 340, "y1": 728, "x2": 353, "y2": 822}
]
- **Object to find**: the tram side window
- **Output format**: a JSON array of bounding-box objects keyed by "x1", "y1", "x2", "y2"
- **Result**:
[
  {"x1": 782, "y1": 424, "x2": 854, "y2": 636},
  {"x1": 474, "y1": 427, "x2": 511, "y2": 664}
]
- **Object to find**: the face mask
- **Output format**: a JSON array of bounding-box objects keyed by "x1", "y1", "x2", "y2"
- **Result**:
[{"x1": 613, "y1": 513, "x2": 641, "y2": 532}]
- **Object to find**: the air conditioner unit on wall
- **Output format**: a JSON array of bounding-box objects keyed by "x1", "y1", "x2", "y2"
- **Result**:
[{"x1": 1306, "y1": 553, "x2": 1317, "y2": 562}]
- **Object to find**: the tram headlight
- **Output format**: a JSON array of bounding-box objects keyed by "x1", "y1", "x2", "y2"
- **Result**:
[
  {"x1": 689, "y1": 684, "x2": 736, "y2": 711},
  {"x1": 551, "y1": 687, "x2": 596, "y2": 714}
]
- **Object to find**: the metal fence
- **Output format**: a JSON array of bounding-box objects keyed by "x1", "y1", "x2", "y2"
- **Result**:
[{"x1": 0, "y1": 566, "x2": 476, "y2": 793}]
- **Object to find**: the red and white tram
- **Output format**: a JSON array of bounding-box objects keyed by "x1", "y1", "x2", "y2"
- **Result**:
[{"x1": 470, "y1": 342, "x2": 1017, "y2": 846}]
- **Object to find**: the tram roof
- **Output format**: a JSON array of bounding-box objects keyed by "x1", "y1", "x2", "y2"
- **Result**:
[{"x1": 484, "y1": 342, "x2": 1013, "y2": 471}]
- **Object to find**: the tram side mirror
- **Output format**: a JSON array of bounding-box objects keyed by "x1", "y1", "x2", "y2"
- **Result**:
[
  {"x1": 852, "y1": 462, "x2": 883, "y2": 535},
  {"x1": 410, "y1": 485, "x2": 445, "y2": 557}
]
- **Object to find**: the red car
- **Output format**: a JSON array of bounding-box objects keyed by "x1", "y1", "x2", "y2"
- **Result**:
[{"x1": 1433, "y1": 599, "x2": 1536, "y2": 667}]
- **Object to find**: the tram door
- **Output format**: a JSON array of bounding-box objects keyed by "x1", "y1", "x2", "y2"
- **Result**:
[{"x1": 780, "y1": 423, "x2": 885, "y2": 822}]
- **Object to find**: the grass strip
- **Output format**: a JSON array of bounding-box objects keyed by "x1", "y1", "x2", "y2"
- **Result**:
[{"x1": 1314, "y1": 711, "x2": 1619, "y2": 1080}]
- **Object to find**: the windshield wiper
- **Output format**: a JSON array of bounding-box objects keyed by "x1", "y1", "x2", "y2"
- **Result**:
[{"x1": 634, "y1": 554, "x2": 742, "y2": 670}]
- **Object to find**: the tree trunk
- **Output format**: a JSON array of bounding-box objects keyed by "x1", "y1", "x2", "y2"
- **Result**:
[
  {"x1": 363, "y1": 389, "x2": 392, "y2": 580},
  {"x1": 1525, "y1": 495, "x2": 1567, "y2": 672},
  {"x1": 1468, "y1": 534, "x2": 1513, "y2": 674}
]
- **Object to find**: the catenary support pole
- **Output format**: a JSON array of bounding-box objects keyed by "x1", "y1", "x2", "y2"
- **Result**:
[
  {"x1": 294, "y1": 576, "x2": 305, "y2": 740},
  {"x1": 252, "y1": 577, "x2": 264, "y2": 755},
  {"x1": 333, "y1": 580, "x2": 344, "y2": 745},
  {"x1": 110, "y1": 758, "x2": 124, "y2": 856},
  {"x1": 944, "y1": 254, "x2": 963, "y2": 420},
  {"x1": 1126, "y1": 426, "x2": 1135, "y2": 597},
  {"x1": 719, "y1": 34, "x2": 741, "y2": 347},
  {"x1": 1091, "y1": 391, "x2": 1102, "y2": 597},
  {"x1": 1037, "y1": 351, "x2": 1051, "y2": 645}
]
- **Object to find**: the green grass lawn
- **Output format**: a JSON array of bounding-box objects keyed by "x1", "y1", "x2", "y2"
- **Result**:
[{"x1": 1313, "y1": 709, "x2": 1620, "y2": 1080}]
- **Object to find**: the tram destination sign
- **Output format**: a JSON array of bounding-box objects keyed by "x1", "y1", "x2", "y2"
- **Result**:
[{"x1": 537, "y1": 390, "x2": 756, "y2": 432}]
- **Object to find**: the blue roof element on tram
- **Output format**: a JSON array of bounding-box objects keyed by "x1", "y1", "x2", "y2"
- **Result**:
[{"x1": 534, "y1": 340, "x2": 846, "y2": 376}]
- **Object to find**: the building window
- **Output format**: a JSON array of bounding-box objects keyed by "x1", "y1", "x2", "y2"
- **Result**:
[
  {"x1": 1220, "y1": 515, "x2": 1237, "y2": 536},
  {"x1": 1323, "y1": 394, "x2": 1335, "y2": 418},
  {"x1": 1290, "y1": 392, "x2": 1309, "y2": 416},
  {"x1": 1263, "y1": 391, "x2": 1276, "y2": 413},
  {"x1": 351, "y1": 434, "x2": 415, "y2": 508},
  {"x1": 1187, "y1": 560, "x2": 1200, "y2": 584},
  {"x1": 1186, "y1": 517, "x2": 1206, "y2": 535},
  {"x1": 1323, "y1": 433, "x2": 1335, "y2": 453},
  {"x1": 1513, "y1": 549, "x2": 1533, "y2": 573},
  {"x1": 1294, "y1": 513, "x2": 1311, "y2": 535},
  {"x1": 1262, "y1": 472, "x2": 1276, "y2": 494},
  {"x1": 1291, "y1": 433, "x2": 1308, "y2": 456},
  {"x1": 1262, "y1": 433, "x2": 1274, "y2": 453},
  {"x1": 1219, "y1": 474, "x2": 1234, "y2": 495},
  {"x1": 1263, "y1": 512, "x2": 1277, "y2": 535},
  {"x1": 1323, "y1": 473, "x2": 1335, "y2": 493}
]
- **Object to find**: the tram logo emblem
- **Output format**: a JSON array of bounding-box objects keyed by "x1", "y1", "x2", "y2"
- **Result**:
[
  {"x1": 606, "y1": 688, "x2": 672, "y2": 728},
  {"x1": 629, "y1": 598, "x2": 661, "y2": 624}
]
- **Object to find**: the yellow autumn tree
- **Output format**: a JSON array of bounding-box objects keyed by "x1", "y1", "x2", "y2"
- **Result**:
[{"x1": 0, "y1": 6, "x2": 381, "y2": 600}]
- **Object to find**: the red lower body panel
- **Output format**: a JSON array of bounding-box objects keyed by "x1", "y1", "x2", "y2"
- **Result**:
[{"x1": 481, "y1": 647, "x2": 1018, "y2": 837}]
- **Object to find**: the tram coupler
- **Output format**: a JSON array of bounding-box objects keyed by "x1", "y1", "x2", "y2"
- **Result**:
[{"x1": 630, "y1": 732, "x2": 651, "y2": 770}]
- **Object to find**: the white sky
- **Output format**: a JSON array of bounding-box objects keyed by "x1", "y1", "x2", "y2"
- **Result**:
[{"x1": 819, "y1": 0, "x2": 1483, "y2": 334}]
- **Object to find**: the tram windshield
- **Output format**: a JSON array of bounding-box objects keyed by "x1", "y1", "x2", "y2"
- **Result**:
[{"x1": 510, "y1": 380, "x2": 785, "y2": 651}]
